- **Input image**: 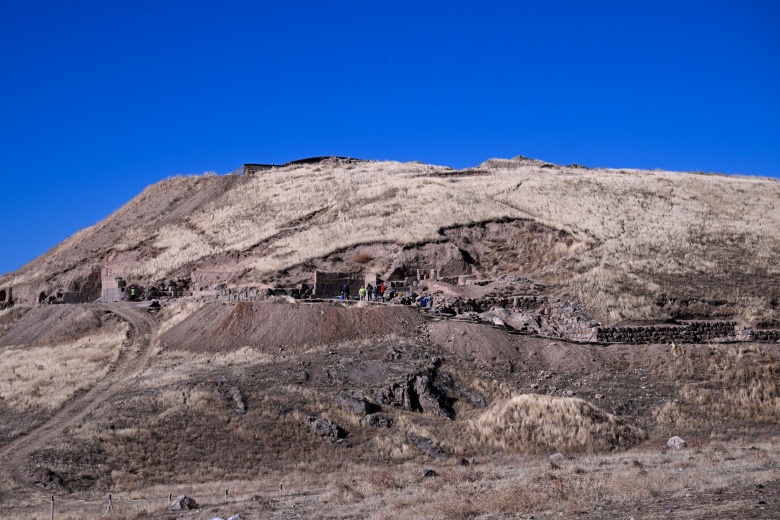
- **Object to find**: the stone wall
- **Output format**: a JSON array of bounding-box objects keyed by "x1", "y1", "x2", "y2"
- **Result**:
[
  {"x1": 595, "y1": 321, "x2": 737, "y2": 344},
  {"x1": 313, "y1": 272, "x2": 365, "y2": 298},
  {"x1": 216, "y1": 283, "x2": 312, "y2": 301},
  {"x1": 736, "y1": 329, "x2": 780, "y2": 342},
  {"x1": 61, "y1": 269, "x2": 102, "y2": 304}
]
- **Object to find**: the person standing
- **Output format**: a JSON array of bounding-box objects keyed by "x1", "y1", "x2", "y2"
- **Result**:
[
  {"x1": 379, "y1": 282, "x2": 386, "y2": 302},
  {"x1": 359, "y1": 286, "x2": 366, "y2": 301},
  {"x1": 367, "y1": 284, "x2": 374, "y2": 302},
  {"x1": 342, "y1": 283, "x2": 350, "y2": 300}
]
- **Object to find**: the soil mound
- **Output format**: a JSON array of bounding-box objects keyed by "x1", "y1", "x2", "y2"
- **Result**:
[{"x1": 161, "y1": 301, "x2": 426, "y2": 352}]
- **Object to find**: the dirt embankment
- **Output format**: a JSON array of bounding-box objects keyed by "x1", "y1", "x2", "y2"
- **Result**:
[
  {"x1": 0, "y1": 305, "x2": 111, "y2": 348},
  {"x1": 161, "y1": 301, "x2": 427, "y2": 352}
]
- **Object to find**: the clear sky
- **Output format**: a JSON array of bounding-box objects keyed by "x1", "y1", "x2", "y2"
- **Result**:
[{"x1": 1, "y1": 1, "x2": 778, "y2": 275}]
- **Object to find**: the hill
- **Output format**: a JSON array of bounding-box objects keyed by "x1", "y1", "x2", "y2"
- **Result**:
[
  {"x1": 0, "y1": 157, "x2": 779, "y2": 518},
  {"x1": 3, "y1": 156, "x2": 779, "y2": 325}
]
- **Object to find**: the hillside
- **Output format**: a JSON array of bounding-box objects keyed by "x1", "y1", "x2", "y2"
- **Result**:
[
  {"x1": 2, "y1": 156, "x2": 780, "y2": 325},
  {"x1": 1, "y1": 157, "x2": 780, "y2": 518}
]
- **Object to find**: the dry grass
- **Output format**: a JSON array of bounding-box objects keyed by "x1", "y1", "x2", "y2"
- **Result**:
[
  {"x1": 6, "y1": 439, "x2": 777, "y2": 519},
  {"x1": 4, "y1": 157, "x2": 780, "y2": 322},
  {"x1": 656, "y1": 343, "x2": 780, "y2": 434},
  {"x1": 467, "y1": 394, "x2": 645, "y2": 453},
  {"x1": 0, "y1": 320, "x2": 128, "y2": 411}
]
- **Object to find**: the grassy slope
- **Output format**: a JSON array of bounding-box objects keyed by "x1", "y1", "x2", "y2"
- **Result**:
[{"x1": 3, "y1": 157, "x2": 780, "y2": 323}]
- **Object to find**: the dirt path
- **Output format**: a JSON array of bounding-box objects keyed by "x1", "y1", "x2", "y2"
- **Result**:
[{"x1": 0, "y1": 303, "x2": 158, "y2": 502}]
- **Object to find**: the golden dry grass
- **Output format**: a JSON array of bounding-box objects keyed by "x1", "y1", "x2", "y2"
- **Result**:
[
  {"x1": 0, "y1": 320, "x2": 128, "y2": 411},
  {"x1": 656, "y1": 343, "x2": 780, "y2": 434},
  {"x1": 4, "y1": 157, "x2": 780, "y2": 322},
  {"x1": 468, "y1": 394, "x2": 645, "y2": 453}
]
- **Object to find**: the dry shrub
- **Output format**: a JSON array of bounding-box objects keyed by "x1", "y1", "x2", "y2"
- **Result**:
[
  {"x1": 325, "y1": 482, "x2": 366, "y2": 504},
  {"x1": 470, "y1": 394, "x2": 645, "y2": 453},
  {"x1": 353, "y1": 252, "x2": 374, "y2": 264},
  {"x1": 368, "y1": 470, "x2": 401, "y2": 492}
]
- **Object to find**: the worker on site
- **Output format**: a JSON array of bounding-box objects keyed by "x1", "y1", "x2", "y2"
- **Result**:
[
  {"x1": 359, "y1": 286, "x2": 367, "y2": 301},
  {"x1": 130, "y1": 286, "x2": 137, "y2": 302}
]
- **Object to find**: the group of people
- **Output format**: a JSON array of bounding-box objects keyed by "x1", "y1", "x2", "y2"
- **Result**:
[
  {"x1": 339, "y1": 282, "x2": 434, "y2": 308},
  {"x1": 341, "y1": 282, "x2": 386, "y2": 301}
]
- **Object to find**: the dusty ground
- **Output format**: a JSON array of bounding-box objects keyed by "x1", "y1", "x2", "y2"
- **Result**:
[{"x1": 0, "y1": 300, "x2": 778, "y2": 519}]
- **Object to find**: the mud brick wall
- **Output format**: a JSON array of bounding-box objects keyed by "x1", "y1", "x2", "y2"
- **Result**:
[
  {"x1": 313, "y1": 271, "x2": 365, "y2": 297},
  {"x1": 595, "y1": 321, "x2": 738, "y2": 344},
  {"x1": 61, "y1": 270, "x2": 102, "y2": 304}
]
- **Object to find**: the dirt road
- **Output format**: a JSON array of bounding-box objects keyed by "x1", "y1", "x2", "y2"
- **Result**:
[{"x1": 0, "y1": 303, "x2": 158, "y2": 501}]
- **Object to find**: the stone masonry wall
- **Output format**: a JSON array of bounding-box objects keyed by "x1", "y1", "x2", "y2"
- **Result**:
[
  {"x1": 596, "y1": 321, "x2": 738, "y2": 344},
  {"x1": 313, "y1": 271, "x2": 365, "y2": 298},
  {"x1": 61, "y1": 269, "x2": 102, "y2": 304}
]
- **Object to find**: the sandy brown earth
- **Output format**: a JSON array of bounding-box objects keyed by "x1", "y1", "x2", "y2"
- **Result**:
[
  {"x1": 161, "y1": 300, "x2": 426, "y2": 353},
  {"x1": 0, "y1": 300, "x2": 777, "y2": 519}
]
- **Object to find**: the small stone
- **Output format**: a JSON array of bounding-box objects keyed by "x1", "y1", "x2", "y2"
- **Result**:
[
  {"x1": 171, "y1": 495, "x2": 198, "y2": 510},
  {"x1": 594, "y1": 393, "x2": 604, "y2": 399},
  {"x1": 666, "y1": 436, "x2": 687, "y2": 449},
  {"x1": 306, "y1": 416, "x2": 345, "y2": 441},
  {"x1": 363, "y1": 413, "x2": 392, "y2": 428},
  {"x1": 548, "y1": 452, "x2": 565, "y2": 469},
  {"x1": 420, "y1": 468, "x2": 438, "y2": 478}
]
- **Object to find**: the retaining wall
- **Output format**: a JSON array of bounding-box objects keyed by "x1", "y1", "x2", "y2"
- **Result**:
[
  {"x1": 313, "y1": 271, "x2": 365, "y2": 298},
  {"x1": 61, "y1": 270, "x2": 102, "y2": 304}
]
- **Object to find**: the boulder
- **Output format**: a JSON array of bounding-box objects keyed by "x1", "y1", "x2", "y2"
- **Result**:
[
  {"x1": 363, "y1": 413, "x2": 392, "y2": 428},
  {"x1": 420, "y1": 468, "x2": 438, "y2": 478},
  {"x1": 459, "y1": 388, "x2": 487, "y2": 407},
  {"x1": 413, "y1": 374, "x2": 452, "y2": 418},
  {"x1": 25, "y1": 467, "x2": 63, "y2": 489},
  {"x1": 409, "y1": 435, "x2": 447, "y2": 457},
  {"x1": 171, "y1": 495, "x2": 198, "y2": 510},
  {"x1": 667, "y1": 436, "x2": 687, "y2": 449},
  {"x1": 306, "y1": 416, "x2": 345, "y2": 441},
  {"x1": 335, "y1": 390, "x2": 376, "y2": 416}
]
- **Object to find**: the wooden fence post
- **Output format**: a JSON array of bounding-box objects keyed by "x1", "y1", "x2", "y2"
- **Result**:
[
  {"x1": 106, "y1": 493, "x2": 113, "y2": 513},
  {"x1": 50, "y1": 495, "x2": 54, "y2": 520}
]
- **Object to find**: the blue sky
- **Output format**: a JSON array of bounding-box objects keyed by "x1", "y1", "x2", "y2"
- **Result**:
[{"x1": 1, "y1": 1, "x2": 778, "y2": 275}]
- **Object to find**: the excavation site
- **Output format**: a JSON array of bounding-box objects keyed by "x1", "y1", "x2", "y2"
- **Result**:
[{"x1": 1, "y1": 157, "x2": 779, "y2": 519}]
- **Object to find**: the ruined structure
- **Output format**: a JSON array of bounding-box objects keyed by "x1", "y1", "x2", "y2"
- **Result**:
[
  {"x1": 101, "y1": 269, "x2": 126, "y2": 302},
  {"x1": 313, "y1": 271, "x2": 365, "y2": 298},
  {"x1": 242, "y1": 157, "x2": 366, "y2": 176},
  {"x1": 0, "y1": 286, "x2": 12, "y2": 308},
  {"x1": 61, "y1": 268, "x2": 102, "y2": 304}
]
